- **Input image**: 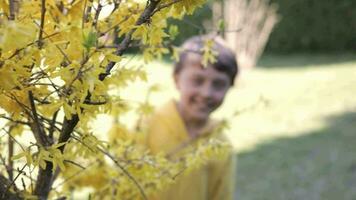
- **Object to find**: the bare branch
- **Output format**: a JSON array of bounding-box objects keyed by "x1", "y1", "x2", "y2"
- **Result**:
[
  {"x1": 28, "y1": 91, "x2": 50, "y2": 147},
  {"x1": 0, "y1": 174, "x2": 22, "y2": 200},
  {"x1": 83, "y1": 99, "x2": 107, "y2": 105},
  {"x1": 9, "y1": 0, "x2": 19, "y2": 20},
  {"x1": 0, "y1": 116, "x2": 30, "y2": 126},
  {"x1": 1, "y1": 127, "x2": 25, "y2": 152},
  {"x1": 151, "y1": 0, "x2": 182, "y2": 16},
  {"x1": 111, "y1": 0, "x2": 122, "y2": 14},
  {"x1": 38, "y1": 0, "x2": 47, "y2": 48},
  {"x1": 51, "y1": 161, "x2": 97, "y2": 189},
  {"x1": 58, "y1": 115, "x2": 79, "y2": 153},
  {"x1": 92, "y1": 2, "x2": 102, "y2": 29},
  {"x1": 48, "y1": 110, "x2": 58, "y2": 143},
  {"x1": 97, "y1": 147, "x2": 148, "y2": 200},
  {"x1": 33, "y1": 21, "x2": 72, "y2": 65},
  {"x1": 33, "y1": 162, "x2": 53, "y2": 199},
  {"x1": 82, "y1": 0, "x2": 89, "y2": 28},
  {"x1": 8, "y1": 126, "x2": 15, "y2": 182},
  {"x1": 4, "y1": 164, "x2": 27, "y2": 198},
  {"x1": 99, "y1": 0, "x2": 162, "y2": 81}
]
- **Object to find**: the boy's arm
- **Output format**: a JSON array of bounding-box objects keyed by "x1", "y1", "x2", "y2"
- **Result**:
[{"x1": 208, "y1": 152, "x2": 236, "y2": 200}]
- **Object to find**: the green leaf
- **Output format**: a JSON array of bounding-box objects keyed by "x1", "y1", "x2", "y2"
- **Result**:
[
  {"x1": 11, "y1": 152, "x2": 26, "y2": 160},
  {"x1": 83, "y1": 31, "x2": 97, "y2": 52}
]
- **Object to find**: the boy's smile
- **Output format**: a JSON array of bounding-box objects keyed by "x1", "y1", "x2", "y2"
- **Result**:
[{"x1": 174, "y1": 54, "x2": 231, "y2": 126}]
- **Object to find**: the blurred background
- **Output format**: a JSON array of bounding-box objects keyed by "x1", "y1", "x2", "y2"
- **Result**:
[{"x1": 95, "y1": 0, "x2": 356, "y2": 199}]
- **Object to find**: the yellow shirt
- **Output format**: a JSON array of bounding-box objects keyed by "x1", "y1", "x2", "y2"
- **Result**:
[{"x1": 146, "y1": 100, "x2": 235, "y2": 200}]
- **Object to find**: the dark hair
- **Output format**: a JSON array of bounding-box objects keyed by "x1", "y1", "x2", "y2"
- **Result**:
[{"x1": 174, "y1": 34, "x2": 238, "y2": 85}]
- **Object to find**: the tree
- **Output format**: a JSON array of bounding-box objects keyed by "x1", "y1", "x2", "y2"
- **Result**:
[
  {"x1": 213, "y1": 0, "x2": 278, "y2": 69},
  {"x1": 0, "y1": 0, "x2": 230, "y2": 199}
]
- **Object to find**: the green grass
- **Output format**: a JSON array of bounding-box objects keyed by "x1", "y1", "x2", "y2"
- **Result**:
[
  {"x1": 95, "y1": 54, "x2": 356, "y2": 199},
  {"x1": 227, "y1": 54, "x2": 356, "y2": 200}
]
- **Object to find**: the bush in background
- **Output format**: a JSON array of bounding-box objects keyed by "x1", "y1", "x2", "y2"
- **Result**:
[{"x1": 266, "y1": 0, "x2": 356, "y2": 53}]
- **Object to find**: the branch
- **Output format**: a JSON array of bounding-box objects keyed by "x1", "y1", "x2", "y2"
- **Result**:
[
  {"x1": 1, "y1": 128, "x2": 26, "y2": 152},
  {"x1": 0, "y1": 116, "x2": 30, "y2": 126},
  {"x1": 112, "y1": 0, "x2": 122, "y2": 14},
  {"x1": 92, "y1": 2, "x2": 102, "y2": 29},
  {"x1": 8, "y1": 126, "x2": 15, "y2": 182},
  {"x1": 151, "y1": 0, "x2": 182, "y2": 16},
  {"x1": 9, "y1": 0, "x2": 19, "y2": 20},
  {"x1": 82, "y1": 0, "x2": 89, "y2": 28},
  {"x1": 48, "y1": 110, "x2": 58, "y2": 143},
  {"x1": 33, "y1": 21, "x2": 72, "y2": 65},
  {"x1": 0, "y1": 174, "x2": 22, "y2": 200},
  {"x1": 97, "y1": 147, "x2": 148, "y2": 200},
  {"x1": 33, "y1": 162, "x2": 53, "y2": 199},
  {"x1": 83, "y1": 99, "x2": 107, "y2": 105},
  {"x1": 51, "y1": 161, "x2": 97, "y2": 190},
  {"x1": 5, "y1": 32, "x2": 60, "y2": 61},
  {"x1": 58, "y1": 114, "x2": 79, "y2": 153},
  {"x1": 28, "y1": 91, "x2": 49, "y2": 147},
  {"x1": 38, "y1": 0, "x2": 46, "y2": 48},
  {"x1": 0, "y1": 164, "x2": 26, "y2": 200},
  {"x1": 99, "y1": 0, "x2": 162, "y2": 81}
]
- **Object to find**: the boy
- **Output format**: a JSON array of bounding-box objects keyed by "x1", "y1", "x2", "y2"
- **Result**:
[{"x1": 146, "y1": 35, "x2": 238, "y2": 200}]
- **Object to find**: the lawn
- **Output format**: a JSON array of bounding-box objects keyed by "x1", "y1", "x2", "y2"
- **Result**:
[
  {"x1": 230, "y1": 54, "x2": 356, "y2": 200},
  {"x1": 95, "y1": 53, "x2": 356, "y2": 199}
]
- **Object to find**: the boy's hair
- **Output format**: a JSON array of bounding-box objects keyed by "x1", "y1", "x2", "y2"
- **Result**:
[{"x1": 174, "y1": 34, "x2": 238, "y2": 85}]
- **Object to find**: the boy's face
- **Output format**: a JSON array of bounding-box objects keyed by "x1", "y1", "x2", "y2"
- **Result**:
[{"x1": 174, "y1": 53, "x2": 231, "y2": 123}]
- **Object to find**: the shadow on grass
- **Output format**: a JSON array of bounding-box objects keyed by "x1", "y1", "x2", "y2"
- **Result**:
[
  {"x1": 257, "y1": 53, "x2": 356, "y2": 68},
  {"x1": 235, "y1": 111, "x2": 356, "y2": 200}
]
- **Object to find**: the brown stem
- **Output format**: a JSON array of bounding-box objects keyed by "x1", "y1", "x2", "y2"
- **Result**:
[
  {"x1": 99, "y1": 0, "x2": 162, "y2": 81},
  {"x1": 9, "y1": 0, "x2": 19, "y2": 20},
  {"x1": 48, "y1": 110, "x2": 58, "y2": 143},
  {"x1": 92, "y1": 2, "x2": 102, "y2": 29},
  {"x1": 0, "y1": 116, "x2": 30, "y2": 126},
  {"x1": 38, "y1": 0, "x2": 46, "y2": 48},
  {"x1": 32, "y1": 113, "x2": 78, "y2": 199},
  {"x1": 0, "y1": 174, "x2": 22, "y2": 200},
  {"x1": 58, "y1": 115, "x2": 79, "y2": 153},
  {"x1": 8, "y1": 126, "x2": 14, "y2": 182},
  {"x1": 151, "y1": 0, "x2": 182, "y2": 16},
  {"x1": 33, "y1": 162, "x2": 53, "y2": 200},
  {"x1": 2, "y1": 164, "x2": 26, "y2": 200},
  {"x1": 97, "y1": 147, "x2": 148, "y2": 200},
  {"x1": 82, "y1": 0, "x2": 89, "y2": 28},
  {"x1": 28, "y1": 91, "x2": 49, "y2": 147}
]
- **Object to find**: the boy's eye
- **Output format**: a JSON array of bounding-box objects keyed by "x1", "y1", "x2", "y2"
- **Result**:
[
  {"x1": 191, "y1": 77, "x2": 204, "y2": 86},
  {"x1": 212, "y1": 80, "x2": 228, "y2": 90}
]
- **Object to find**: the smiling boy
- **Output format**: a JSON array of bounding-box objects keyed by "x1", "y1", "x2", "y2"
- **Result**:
[{"x1": 146, "y1": 35, "x2": 238, "y2": 200}]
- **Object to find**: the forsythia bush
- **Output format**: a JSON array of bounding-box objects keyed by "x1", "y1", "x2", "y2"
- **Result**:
[{"x1": 0, "y1": 0, "x2": 230, "y2": 199}]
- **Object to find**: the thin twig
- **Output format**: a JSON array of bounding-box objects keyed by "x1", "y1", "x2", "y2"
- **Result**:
[
  {"x1": 38, "y1": 0, "x2": 47, "y2": 48},
  {"x1": 33, "y1": 21, "x2": 72, "y2": 65},
  {"x1": 1, "y1": 127, "x2": 25, "y2": 152},
  {"x1": 8, "y1": 125, "x2": 15, "y2": 181},
  {"x1": 5, "y1": 164, "x2": 27, "y2": 194},
  {"x1": 82, "y1": 0, "x2": 88, "y2": 28},
  {"x1": 99, "y1": 0, "x2": 162, "y2": 81},
  {"x1": 51, "y1": 161, "x2": 97, "y2": 189},
  {"x1": 92, "y1": 2, "x2": 102, "y2": 29},
  {"x1": 97, "y1": 147, "x2": 148, "y2": 200},
  {"x1": 5, "y1": 32, "x2": 60, "y2": 61},
  {"x1": 0, "y1": 116, "x2": 30, "y2": 126},
  {"x1": 151, "y1": 0, "x2": 182, "y2": 16}
]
